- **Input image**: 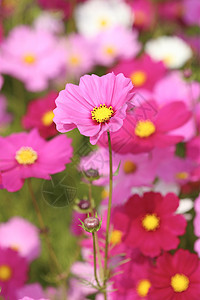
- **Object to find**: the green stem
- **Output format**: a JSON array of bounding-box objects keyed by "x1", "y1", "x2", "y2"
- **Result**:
[
  {"x1": 27, "y1": 179, "x2": 63, "y2": 275},
  {"x1": 103, "y1": 131, "x2": 113, "y2": 299},
  {"x1": 92, "y1": 232, "x2": 101, "y2": 288}
]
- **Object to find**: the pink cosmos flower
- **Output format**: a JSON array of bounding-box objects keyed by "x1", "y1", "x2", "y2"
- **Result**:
[
  {"x1": 0, "y1": 217, "x2": 40, "y2": 262},
  {"x1": 61, "y1": 34, "x2": 94, "y2": 79},
  {"x1": 194, "y1": 195, "x2": 200, "y2": 257},
  {"x1": 153, "y1": 72, "x2": 200, "y2": 109},
  {"x1": 156, "y1": 155, "x2": 196, "y2": 185},
  {"x1": 0, "y1": 26, "x2": 65, "y2": 92},
  {"x1": 0, "y1": 95, "x2": 12, "y2": 130},
  {"x1": 183, "y1": 0, "x2": 200, "y2": 26},
  {"x1": 0, "y1": 247, "x2": 28, "y2": 300},
  {"x1": 22, "y1": 91, "x2": 58, "y2": 139},
  {"x1": 17, "y1": 283, "x2": 47, "y2": 299},
  {"x1": 93, "y1": 27, "x2": 141, "y2": 66},
  {"x1": 110, "y1": 54, "x2": 166, "y2": 91},
  {"x1": 99, "y1": 100, "x2": 191, "y2": 154},
  {"x1": 130, "y1": 0, "x2": 155, "y2": 30},
  {"x1": 115, "y1": 192, "x2": 187, "y2": 257},
  {"x1": 53, "y1": 73, "x2": 134, "y2": 145},
  {"x1": 0, "y1": 129, "x2": 73, "y2": 192},
  {"x1": 158, "y1": 0, "x2": 184, "y2": 21},
  {"x1": 110, "y1": 259, "x2": 152, "y2": 300},
  {"x1": 149, "y1": 249, "x2": 200, "y2": 300}
]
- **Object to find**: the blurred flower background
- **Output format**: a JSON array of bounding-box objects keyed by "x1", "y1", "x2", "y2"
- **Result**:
[{"x1": 0, "y1": 0, "x2": 200, "y2": 299}]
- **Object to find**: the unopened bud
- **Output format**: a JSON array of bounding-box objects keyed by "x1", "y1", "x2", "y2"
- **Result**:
[
  {"x1": 84, "y1": 168, "x2": 100, "y2": 181},
  {"x1": 78, "y1": 199, "x2": 90, "y2": 210},
  {"x1": 183, "y1": 69, "x2": 192, "y2": 79},
  {"x1": 79, "y1": 215, "x2": 102, "y2": 233}
]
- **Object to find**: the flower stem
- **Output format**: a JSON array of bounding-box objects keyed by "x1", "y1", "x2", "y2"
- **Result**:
[
  {"x1": 27, "y1": 179, "x2": 63, "y2": 275},
  {"x1": 92, "y1": 232, "x2": 101, "y2": 288},
  {"x1": 103, "y1": 131, "x2": 113, "y2": 298}
]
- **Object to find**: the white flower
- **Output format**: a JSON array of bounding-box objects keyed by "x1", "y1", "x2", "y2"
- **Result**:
[
  {"x1": 176, "y1": 198, "x2": 193, "y2": 220},
  {"x1": 33, "y1": 12, "x2": 64, "y2": 35},
  {"x1": 75, "y1": 0, "x2": 133, "y2": 38},
  {"x1": 145, "y1": 36, "x2": 192, "y2": 69}
]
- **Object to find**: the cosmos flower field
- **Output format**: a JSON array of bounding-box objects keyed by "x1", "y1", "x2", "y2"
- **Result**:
[{"x1": 0, "y1": 0, "x2": 200, "y2": 299}]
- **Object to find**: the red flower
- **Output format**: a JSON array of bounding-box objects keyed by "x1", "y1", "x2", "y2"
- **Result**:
[
  {"x1": 115, "y1": 192, "x2": 187, "y2": 257},
  {"x1": 22, "y1": 91, "x2": 58, "y2": 139},
  {"x1": 149, "y1": 249, "x2": 200, "y2": 300}
]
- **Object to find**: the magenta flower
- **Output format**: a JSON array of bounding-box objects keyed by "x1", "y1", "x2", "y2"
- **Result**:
[
  {"x1": 53, "y1": 73, "x2": 134, "y2": 144},
  {"x1": 22, "y1": 91, "x2": 58, "y2": 139},
  {"x1": 0, "y1": 217, "x2": 40, "y2": 262},
  {"x1": 116, "y1": 192, "x2": 187, "y2": 257},
  {"x1": 131, "y1": 0, "x2": 155, "y2": 30},
  {"x1": 0, "y1": 247, "x2": 28, "y2": 300},
  {"x1": 149, "y1": 250, "x2": 200, "y2": 300},
  {"x1": 110, "y1": 54, "x2": 166, "y2": 91},
  {"x1": 0, "y1": 26, "x2": 65, "y2": 92},
  {"x1": 93, "y1": 27, "x2": 141, "y2": 66},
  {"x1": 183, "y1": 0, "x2": 200, "y2": 26},
  {"x1": 0, "y1": 129, "x2": 73, "y2": 192},
  {"x1": 99, "y1": 100, "x2": 191, "y2": 154}
]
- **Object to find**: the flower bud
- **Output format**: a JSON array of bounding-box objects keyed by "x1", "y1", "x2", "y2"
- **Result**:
[
  {"x1": 84, "y1": 168, "x2": 100, "y2": 181},
  {"x1": 183, "y1": 69, "x2": 192, "y2": 79},
  {"x1": 80, "y1": 215, "x2": 102, "y2": 233},
  {"x1": 78, "y1": 199, "x2": 90, "y2": 210}
]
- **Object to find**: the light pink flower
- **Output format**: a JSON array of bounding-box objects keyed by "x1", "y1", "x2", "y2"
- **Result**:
[
  {"x1": 0, "y1": 129, "x2": 73, "y2": 192},
  {"x1": 0, "y1": 217, "x2": 40, "y2": 262},
  {"x1": 62, "y1": 34, "x2": 95, "y2": 79},
  {"x1": 93, "y1": 27, "x2": 141, "y2": 66},
  {"x1": 0, "y1": 26, "x2": 65, "y2": 91},
  {"x1": 53, "y1": 73, "x2": 134, "y2": 145}
]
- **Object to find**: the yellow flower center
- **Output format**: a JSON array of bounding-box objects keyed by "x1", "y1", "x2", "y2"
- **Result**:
[
  {"x1": 69, "y1": 55, "x2": 81, "y2": 66},
  {"x1": 110, "y1": 230, "x2": 123, "y2": 245},
  {"x1": 176, "y1": 172, "x2": 189, "y2": 180},
  {"x1": 142, "y1": 214, "x2": 160, "y2": 231},
  {"x1": 99, "y1": 18, "x2": 109, "y2": 28},
  {"x1": 163, "y1": 55, "x2": 174, "y2": 66},
  {"x1": 0, "y1": 265, "x2": 12, "y2": 281},
  {"x1": 135, "y1": 120, "x2": 156, "y2": 138},
  {"x1": 134, "y1": 11, "x2": 146, "y2": 26},
  {"x1": 130, "y1": 71, "x2": 147, "y2": 87},
  {"x1": 23, "y1": 54, "x2": 36, "y2": 65},
  {"x1": 101, "y1": 189, "x2": 109, "y2": 199},
  {"x1": 91, "y1": 104, "x2": 114, "y2": 123},
  {"x1": 136, "y1": 279, "x2": 151, "y2": 297},
  {"x1": 123, "y1": 160, "x2": 137, "y2": 174},
  {"x1": 41, "y1": 110, "x2": 55, "y2": 126},
  {"x1": 15, "y1": 147, "x2": 38, "y2": 165},
  {"x1": 171, "y1": 274, "x2": 189, "y2": 293},
  {"x1": 11, "y1": 244, "x2": 19, "y2": 252},
  {"x1": 104, "y1": 46, "x2": 116, "y2": 56}
]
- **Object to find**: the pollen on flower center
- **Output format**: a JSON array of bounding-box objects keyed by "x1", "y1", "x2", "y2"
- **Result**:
[
  {"x1": 171, "y1": 273, "x2": 189, "y2": 293},
  {"x1": 123, "y1": 160, "x2": 137, "y2": 174},
  {"x1": 23, "y1": 54, "x2": 36, "y2": 64},
  {"x1": 176, "y1": 172, "x2": 189, "y2": 180},
  {"x1": 136, "y1": 279, "x2": 151, "y2": 297},
  {"x1": 110, "y1": 230, "x2": 123, "y2": 245},
  {"x1": 0, "y1": 265, "x2": 12, "y2": 281},
  {"x1": 42, "y1": 110, "x2": 55, "y2": 126},
  {"x1": 69, "y1": 55, "x2": 81, "y2": 66},
  {"x1": 104, "y1": 46, "x2": 116, "y2": 56},
  {"x1": 163, "y1": 54, "x2": 174, "y2": 66},
  {"x1": 15, "y1": 147, "x2": 38, "y2": 165},
  {"x1": 142, "y1": 214, "x2": 160, "y2": 231},
  {"x1": 134, "y1": 11, "x2": 146, "y2": 26},
  {"x1": 91, "y1": 104, "x2": 114, "y2": 123},
  {"x1": 135, "y1": 120, "x2": 156, "y2": 138},
  {"x1": 131, "y1": 71, "x2": 147, "y2": 87},
  {"x1": 99, "y1": 18, "x2": 109, "y2": 28}
]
